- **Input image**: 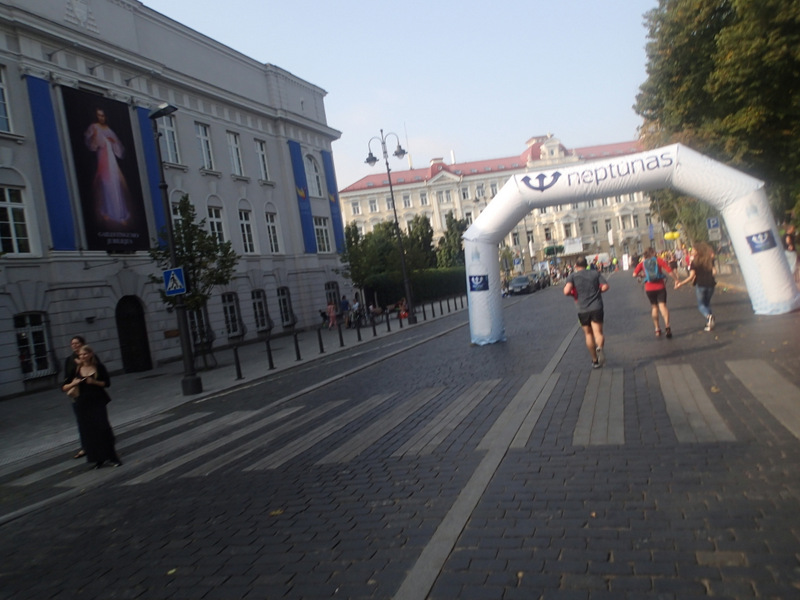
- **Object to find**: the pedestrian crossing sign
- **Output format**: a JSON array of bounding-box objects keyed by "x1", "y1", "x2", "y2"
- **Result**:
[{"x1": 163, "y1": 267, "x2": 187, "y2": 296}]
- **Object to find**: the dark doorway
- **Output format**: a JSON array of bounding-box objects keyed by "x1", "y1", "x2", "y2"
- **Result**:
[{"x1": 115, "y1": 296, "x2": 153, "y2": 372}]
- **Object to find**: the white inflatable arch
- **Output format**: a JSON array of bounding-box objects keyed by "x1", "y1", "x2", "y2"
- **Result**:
[{"x1": 464, "y1": 143, "x2": 800, "y2": 345}]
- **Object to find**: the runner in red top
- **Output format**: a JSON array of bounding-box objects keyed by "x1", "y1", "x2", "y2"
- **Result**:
[{"x1": 633, "y1": 247, "x2": 680, "y2": 338}]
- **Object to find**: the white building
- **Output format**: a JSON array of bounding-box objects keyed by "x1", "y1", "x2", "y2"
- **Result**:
[
  {"x1": 0, "y1": 0, "x2": 347, "y2": 396},
  {"x1": 340, "y1": 135, "x2": 661, "y2": 272}
]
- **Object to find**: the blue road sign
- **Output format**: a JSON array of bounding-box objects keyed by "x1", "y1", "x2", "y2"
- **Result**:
[
  {"x1": 706, "y1": 217, "x2": 720, "y2": 230},
  {"x1": 163, "y1": 267, "x2": 187, "y2": 296}
]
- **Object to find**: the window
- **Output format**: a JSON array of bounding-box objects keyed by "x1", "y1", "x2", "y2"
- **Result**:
[
  {"x1": 490, "y1": 183, "x2": 498, "y2": 197},
  {"x1": 369, "y1": 198, "x2": 378, "y2": 213},
  {"x1": 445, "y1": 190, "x2": 452, "y2": 203},
  {"x1": 254, "y1": 139, "x2": 270, "y2": 180},
  {"x1": 633, "y1": 214, "x2": 640, "y2": 228},
  {"x1": 645, "y1": 213, "x2": 652, "y2": 225},
  {"x1": 526, "y1": 231, "x2": 534, "y2": 244},
  {"x1": 602, "y1": 197, "x2": 609, "y2": 206},
  {"x1": 15, "y1": 313, "x2": 54, "y2": 379},
  {"x1": 0, "y1": 187, "x2": 30, "y2": 254},
  {"x1": 171, "y1": 202, "x2": 182, "y2": 229},
  {"x1": 571, "y1": 203, "x2": 579, "y2": 210},
  {"x1": 465, "y1": 211, "x2": 473, "y2": 225},
  {"x1": 544, "y1": 227, "x2": 552, "y2": 241},
  {"x1": 221, "y1": 292, "x2": 242, "y2": 337},
  {"x1": 324, "y1": 281, "x2": 340, "y2": 307},
  {"x1": 420, "y1": 192, "x2": 428, "y2": 206},
  {"x1": 227, "y1": 131, "x2": 244, "y2": 176},
  {"x1": 351, "y1": 201, "x2": 361, "y2": 215},
  {"x1": 620, "y1": 215, "x2": 631, "y2": 230},
  {"x1": 461, "y1": 187, "x2": 470, "y2": 201},
  {"x1": 251, "y1": 289, "x2": 272, "y2": 332},
  {"x1": 605, "y1": 219, "x2": 612, "y2": 232},
  {"x1": 476, "y1": 184, "x2": 485, "y2": 198},
  {"x1": 436, "y1": 191, "x2": 444, "y2": 204},
  {"x1": 385, "y1": 196, "x2": 394, "y2": 211},
  {"x1": 265, "y1": 211, "x2": 280, "y2": 253},
  {"x1": 564, "y1": 224, "x2": 572, "y2": 238},
  {"x1": 207, "y1": 206, "x2": 225, "y2": 243},
  {"x1": 539, "y1": 207, "x2": 546, "y2": 215},
  {"x1": 158, "y1": 115, "x2": 180, "y2": 163},
  {"x1": 615, "y1": 195, "x2": 623, "y2": 204},
  {"x1": 587, "y1": 199, "x2": 595, "y2": 208},
  {"x1": 403, "y1": 194, "x2": 412, "y2": 208},
  {"x1": 277, "y1": 287, "x2": 295, "y2": 326},
  {"x1": 0, "y1": 68, "x2": 11, "y2": 132},
  {"x1": 591, "y1": 221, "x2": 599, "y2": 234},
  {"x1": 512, "y1": 232, "x2": 520, "y2": 245},
  {"x1": 188, "y1": 309, "x2": 211, "y2": 347},
  {"x1": 239, "y1": 210, "x2": 255, "y2": 253},
  {"x1": 314, "y1": 216, "x2": 331, "y2": 253},
  {"x1": 304, "y1": 154, "x2": 323, "y2": 197},
  {"x1": 195, "y1": 122, "x2": 215, "y2": 170}
]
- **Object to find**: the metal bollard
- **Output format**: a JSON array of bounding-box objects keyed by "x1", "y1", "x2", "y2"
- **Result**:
[
  {"x1": 386, "y1": 313, "x2": 391, "y2": 332},
  {"x1": 398, "y1": 311, "x2": 403, "y2": 329},
  {"x1": 293, "y1": 330, "x2": 302, "y2": 361},
  {"x1": 431, "y1": 301, "x2": 436, "y2": 318},
  {"x1": 265, "y1": 336, "x2": 275, "y2": 370},
  {"x1": 439, "y1": 298, "x2": 444, "y2": 314},
  {"x1": 460, "y1": 294, "x2": 465, "y2": 308},
  {"x1": 447, "y1": 297, "x2": 451, "y2": 313},
  {"x1": 233, "y1": 345, "x2": 244, "y2": 380},
  {"x1": 337, "y1": 321, "x2": 344, "y2": 347},
  {"x1": 317, "y1": 327, "x2": 325, "y2": 354},
  {"x1": 371, "y1": 315, "x2": 377, "y2": 337},
  {"x1": 356, "y1": 319, "x2": 362, "y2": 342},
  {"x1": 422, "y1": 303, "x2": 427, "y2": 321}
]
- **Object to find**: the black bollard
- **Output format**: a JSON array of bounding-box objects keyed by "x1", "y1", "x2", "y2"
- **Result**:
[
  {"x1": 422, "y1": 303, "x2": 427, "y2": 321},
  {"x1": 233, "y1": 345, "x2": 243, "y2": 380},
  {"x1": 356, "y1": 319, "x2": 362, "y2": 342},
  {"x1": 265, "y1": 337, "x2": 275, "y2": 370},
  {"x1": 337, "y1": 321, "x2": 344, "y2": 347},
  {"x1": 317, "y1": 327, "x2": 325, "y2": 354},
  {"x1": 447, "y1": 297, "x2": 451, "y2": 313},
  {"x1": 398, "y1": 311, "x2": 403, "y2": 329},
  {"x1": 431, "y1": 301, "x2": 436, "y2": 318},
  {"x1": 460, "y1": 294, "x2": 464, "y2": 309},
  {"x1": 293, "y1": 330, "x2": 302, "y2": 361},
  {"x1": 439, "y1": 298, "x2": 444, "y2": 314},
  {"x1": 371, "y1": 315, "x2": 377, "y2": 337}
]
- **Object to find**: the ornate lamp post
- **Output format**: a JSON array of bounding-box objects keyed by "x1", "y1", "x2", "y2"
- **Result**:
[
  {"x1": 365, "y1": 129, "x2": 417, "y2": 324},
  {"x1": 149, "y1": 102, "x2": 202, "y2": 395}
]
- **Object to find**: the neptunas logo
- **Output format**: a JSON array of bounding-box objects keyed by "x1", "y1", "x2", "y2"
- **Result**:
[
  {"x1": 746, "y1": 230, "x2": 777, "y2": 254},
  {"x1": 469, "y1": 275, "x2": 489, "y2": 291}
]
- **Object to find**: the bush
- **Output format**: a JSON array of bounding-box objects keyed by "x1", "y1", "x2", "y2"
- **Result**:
[{"x1": 363, "y1": 267, "x2": 466, "y2": 308}]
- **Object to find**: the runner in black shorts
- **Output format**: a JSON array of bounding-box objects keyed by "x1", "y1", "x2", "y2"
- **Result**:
[{"x1": 564, "y1": 258, "x2": 609, "y2": 369}]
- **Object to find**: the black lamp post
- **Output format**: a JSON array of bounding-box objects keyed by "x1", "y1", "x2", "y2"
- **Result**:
[
  {"x1": 365, "y1": 129, "x2": 417, "y2": 324},
  {"x1": 149, "y1": 102, "x2": 202, "y2": 395}
]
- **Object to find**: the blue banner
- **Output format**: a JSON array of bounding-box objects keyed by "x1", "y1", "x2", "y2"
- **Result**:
[
  {"x1": 136, "y1": 106, "x2": 166, "y2": 242},
  {"x1": 26, "y1": 76, "x2": 75, "y2": 250},
  {"x1": 469, "y1": 275, "x2": 489, "y2": 291},
  {"x1": 320, "y1": 150, "x2": 345, "y2": 253},
  {"x1": 746, "y1": 230, "x2": 777, "y2": 254},
  {"x1": 287, "y1": 140, "x2": 316, "y2": 253}
]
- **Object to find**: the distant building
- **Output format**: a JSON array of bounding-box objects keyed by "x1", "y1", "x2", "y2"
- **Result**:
[
  {"x1": 0, "y1": 0, "x2": 346, "y2": 396},
  {"x1": 340, "y1": 134, "x2": 660, "y2": 272}
]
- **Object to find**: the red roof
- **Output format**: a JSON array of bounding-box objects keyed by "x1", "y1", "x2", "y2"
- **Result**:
[{"x1": 340, "y1": 139, "x2": 643, "y2": 193}]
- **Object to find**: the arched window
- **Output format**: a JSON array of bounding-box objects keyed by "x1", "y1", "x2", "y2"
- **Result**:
[
  {"x1": 277, "y1": 287, "x2": 296, "y2": 327},
  {"x1": 304, "y1": 154, "x2": 323, "y2": 197}
]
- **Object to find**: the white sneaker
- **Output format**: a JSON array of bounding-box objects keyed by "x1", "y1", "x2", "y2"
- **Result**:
[
  {"x1": 596, "y1": 347, "x2": 605, "y2": 366},
  {"x1": 708, "y1": 314, "x2": 715, "y2": 330}
]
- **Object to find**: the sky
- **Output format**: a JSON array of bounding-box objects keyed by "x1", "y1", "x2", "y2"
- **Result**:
[{"x1": 141, "y1": 0, "x2": 658, "y2": 189}]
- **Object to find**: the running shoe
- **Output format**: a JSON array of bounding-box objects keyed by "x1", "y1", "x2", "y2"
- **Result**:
[{"x1": 596, "y1": 347, "x2": 605, "y2": 366}]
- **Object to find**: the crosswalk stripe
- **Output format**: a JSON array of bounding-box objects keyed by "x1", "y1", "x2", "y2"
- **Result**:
[
  {"x1": 318, "y1": 386, "x2": 445, "y2": 464},
  {"x1": 123, "y1": 407, "x2": 302, "y2": 485},
  {"x1": 510, "y1": 373, "x2": 560, "y2": 449},
  {"x1": 574, "y1": 368, "x2": 625, "y2": 446},
  {"x1": 55, "y1": 411, "x2": 258, "y2": 488},
  {"x1": 244, "y1": 393, "x2": 396, "y2": 470},
  {"x1": 393, "y1": 380, "x2": 500, "y2": 458},
  {"x1": 727, "y1": 359, "x2": 800, "y2": 440},
  {"x1": 657, "y1": 364, "x2": 735, "y2": 443}
]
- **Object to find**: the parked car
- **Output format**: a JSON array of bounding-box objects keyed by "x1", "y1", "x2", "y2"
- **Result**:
[
  {"x1": 508, "y1": 275, "x2": 534, "y2": 295},
  {"x1": 535, "y1": 271, "x2": 551, "y2": 288}
]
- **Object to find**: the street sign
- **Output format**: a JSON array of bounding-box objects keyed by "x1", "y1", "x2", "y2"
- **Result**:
[
  {"x1": 708, "y1": 228, "x2": 722, "y2": 241},
  {"x1": 706, "y1": 217, "x2": 720, "y2": 230},
  {"x1": 163, "y1": 267, "x2": 187, "y2": 296}
]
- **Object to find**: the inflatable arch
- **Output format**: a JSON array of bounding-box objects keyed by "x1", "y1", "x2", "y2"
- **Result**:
[{"x1": 464, "y1": 143, "x2": 800, "y2": 345}]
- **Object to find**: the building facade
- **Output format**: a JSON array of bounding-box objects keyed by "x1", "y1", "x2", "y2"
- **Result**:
[
  {"x1": 340, "y1": 135, "x2": 661, "y2": 273},
  {"x1": 0, "y1": 0, "x2": 347, "y2": 397}
]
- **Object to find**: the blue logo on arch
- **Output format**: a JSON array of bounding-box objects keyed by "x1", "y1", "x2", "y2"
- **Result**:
[
  {"x1": 469, "y1": 275, "x2": 489, "y2": 291},
  {"x1": 746, "y1": 230, "x2": 777, "y2": 254}
]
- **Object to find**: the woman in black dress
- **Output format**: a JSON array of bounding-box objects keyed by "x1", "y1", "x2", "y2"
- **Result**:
[
  {"x1": 64, "y1": 335, "x2": 86, "y2": 459},
  {"x1": 62, "y1": 345, "x2": 122, "y2": 469}
]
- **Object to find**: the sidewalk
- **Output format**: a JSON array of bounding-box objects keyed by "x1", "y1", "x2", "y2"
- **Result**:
[{"x1": 0, "y1": 296, "x2": 470, "y2": 469}]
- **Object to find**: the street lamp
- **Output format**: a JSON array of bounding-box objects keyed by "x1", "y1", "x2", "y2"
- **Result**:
[
  {"x1": 148, "y1": 102, "x2": 203, "y2": 395},
  {"x1": 365, "y1": 129, "x2": 417, "y2": 324}
]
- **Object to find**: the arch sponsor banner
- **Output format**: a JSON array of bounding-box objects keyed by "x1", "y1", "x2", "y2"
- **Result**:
[{"x1": 464, "y1": 143, "x2": 800, "y2": 345}]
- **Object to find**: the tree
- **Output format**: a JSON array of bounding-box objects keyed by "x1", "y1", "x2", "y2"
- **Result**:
[
  {"x1": 149, "y1": 195, "x2": 239, "y2": 313},
  {"x1": 405, "y1": 214, "x2": 436, "y2": 269},
  {"x1": 436, "y1": 211, "x2": 467, "y2": 268},
  {"x1": 635, "y1": 0, "x2": 800, "y2": 226}
]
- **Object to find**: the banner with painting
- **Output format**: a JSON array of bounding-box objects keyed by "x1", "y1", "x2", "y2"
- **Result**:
[{"x1": 61, "y1": 87, "x2": 149, "y2": 252}]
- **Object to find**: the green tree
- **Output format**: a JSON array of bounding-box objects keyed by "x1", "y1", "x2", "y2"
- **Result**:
[
  {"x1": 635, "y1": 0, "x2": 800, "y2": 225},
  {"x1": 149, "y1": 195, "x2": 239, "y2": 313},
  {"x1": 436, "y1": 211, "x2": 467, "y2": 268},
  {"x1": 406, "y1": 214, "x2": 436, "y2": 269}
]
